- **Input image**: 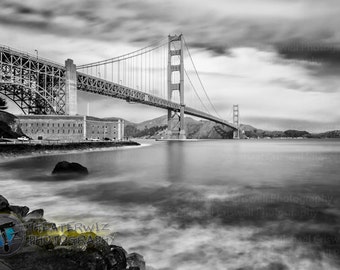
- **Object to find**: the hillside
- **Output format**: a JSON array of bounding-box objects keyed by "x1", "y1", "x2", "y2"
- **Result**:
[
  {"x1": 124, "y1": 115, "x2": 233, "y2": 139},
  {"x1": 0, "y1": 111, "x2": 25, "y2": 139},
  {"x1": 124, "y1": 115, "x2": 340, "y2": 139}
]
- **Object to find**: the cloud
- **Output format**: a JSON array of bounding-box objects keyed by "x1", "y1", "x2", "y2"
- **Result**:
[{"x1": 2, "y1": 0, "x2": 340, "y2": 52}]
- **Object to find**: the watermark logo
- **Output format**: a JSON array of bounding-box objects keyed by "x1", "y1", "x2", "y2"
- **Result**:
[{"x1": 0, "y1": 213, "x2": 25, "y2": 257}]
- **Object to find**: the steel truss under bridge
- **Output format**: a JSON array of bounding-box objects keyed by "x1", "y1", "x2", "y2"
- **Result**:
[{"x1": 0, "y1": 45, "x2": 66, "y2": 115}]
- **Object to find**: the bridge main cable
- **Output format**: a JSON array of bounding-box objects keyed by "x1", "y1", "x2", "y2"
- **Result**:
[
  {"x1": 183, "y1": 36, "x2": 222, "y2": 119},
  {"x1": 77, "y1": 37, "x2": 168, "y2": 69}
]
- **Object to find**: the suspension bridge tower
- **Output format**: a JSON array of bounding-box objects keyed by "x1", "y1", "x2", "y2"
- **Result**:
[
  {"x1": 233, "y1": 104, "x2": 240, "y2": 139},
  {"x1": 167, "y1": 34, "x2": 186, "y2": 140}
]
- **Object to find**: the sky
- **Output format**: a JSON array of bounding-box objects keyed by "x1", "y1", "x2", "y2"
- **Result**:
[{"x1": 1, "y1": 0, "x2": 340, "y2": 132}]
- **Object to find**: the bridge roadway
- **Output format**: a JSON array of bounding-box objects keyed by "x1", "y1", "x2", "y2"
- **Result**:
[
  {"x1": 77, "y1": 73, "x2": 237, "y2": 130},
  {"x1": 0, "y1": 46, "x2": 237, "y2": 130}
]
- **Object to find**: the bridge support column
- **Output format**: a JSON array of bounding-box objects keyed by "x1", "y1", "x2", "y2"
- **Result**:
[
  {"x1": 233, "y1": 104, "x2": 240, "y2": 139},
  {"x1": 65, "y1": 59, "x2": 77, "y2": 115},
  {"x1": 167, "y1": 34, "x2": 186, "y2": 140}
]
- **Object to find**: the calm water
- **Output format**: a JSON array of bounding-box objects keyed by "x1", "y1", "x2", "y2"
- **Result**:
[{"x1": 1, "y1": 139, "x2": 340, "y2": 270}]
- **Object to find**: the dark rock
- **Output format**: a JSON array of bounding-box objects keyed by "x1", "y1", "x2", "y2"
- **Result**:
[
  {"x1": 9, "y1": 205, "x2": 29, "y2": 218},
  {"x1": 52, "y1": 161, "x2": 88, "y2": 175},
  {"x1": 61, "y1": 231, "x2": 110, "y2": 254},
  {"x1": 3, "y1": 246, "x2": 108, "y2": 270},
  {"x1": 127, "y1": 252, "x2": 146, "y2": 270},
  {"x1": 105, "y1": 245, "x2": 127, "y2": 270},
  {"x1": 0, "y1": 260, "x2": 12, "y2": 270},
  {"x1": 1, "y1": 197, "x2": 146, "y2": 270},
  {"x1": 264, "y1": 262, "x2": 289, "y2": 270},
  {"x1": 0, "y1": 195, "x2": 9, "y2": 211},
  {"x1": 24, "y1": 209, "x2": 44, "y2": 221},
  {"x1": 24, "y1": 219, "x2": 60, "y2": 249}
]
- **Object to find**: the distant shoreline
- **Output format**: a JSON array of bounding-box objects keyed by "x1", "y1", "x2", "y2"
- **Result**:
[{"x1": 0, "y1": 140, "x2": 141, "y2": 162}]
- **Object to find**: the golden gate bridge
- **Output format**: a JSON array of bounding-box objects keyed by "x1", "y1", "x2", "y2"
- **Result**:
[{"x1": 0, "y1": 34, "x2": 239, "y2": 139}]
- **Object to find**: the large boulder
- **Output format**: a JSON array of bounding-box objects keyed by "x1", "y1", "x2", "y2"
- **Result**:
[
  {"x1": 105, "y1": 245, "x2": 127, "y2": 270},
  {"x1": 127, "y1": 253, "x2": 146, "y2": 270},
  {"x1": 52, "y1": 161, "x2": 88, "y2": 175},
  {"x1": 0, "y1": 195, "x2": 9, "y2": 211}
]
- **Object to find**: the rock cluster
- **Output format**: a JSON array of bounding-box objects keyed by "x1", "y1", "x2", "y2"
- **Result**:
[{"x1": 0, "y1": 195, "x2": 145, "y2": 270}]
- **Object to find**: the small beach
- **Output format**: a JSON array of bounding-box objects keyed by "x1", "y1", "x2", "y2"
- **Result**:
[{"x1": 0, "y1": 140, "x2": 141, "y2": 163}]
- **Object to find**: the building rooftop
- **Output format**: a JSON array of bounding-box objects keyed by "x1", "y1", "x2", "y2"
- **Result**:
[{"x1": 17, "y1": 114, "x2": 123, "y2": 122}]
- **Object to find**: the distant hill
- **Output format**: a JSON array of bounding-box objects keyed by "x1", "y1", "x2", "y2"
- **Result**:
[
  {"x1": 134, "y1": 115, "x2": 168, "y2": 130},
  {"x1": 123, "y1": 115, "x2": 340, "y2": 139},
  {"x1": 124, "y1": 115, "x2": 233, "y2": 139},
  {"x1": 313, "y1": 130, "x2": 340, "y2": 138}
]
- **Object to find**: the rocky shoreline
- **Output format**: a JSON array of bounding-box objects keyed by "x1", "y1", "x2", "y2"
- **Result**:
[
  {"x1": 0, "y1": 141, "x2": 140, "y2": 161},
  {"x1": 0, "y1": 195, "x2": 145, "y2": 270}
]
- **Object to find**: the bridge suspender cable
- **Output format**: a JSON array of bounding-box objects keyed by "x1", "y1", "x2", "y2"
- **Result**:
[
  {"x1": 76, "y1": 34, "x2": 227, "y2": 124},
  {"x1": 183, "y1": 37, "x2": 222, "y2": 119},
  {"x1": 184, "y1": 69, "x2": 212, "y2": 115}
]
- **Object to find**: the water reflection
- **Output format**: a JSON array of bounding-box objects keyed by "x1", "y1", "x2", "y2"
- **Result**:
[{"x1": 1, "y1": 140, "x2": 340, "y2": 269}]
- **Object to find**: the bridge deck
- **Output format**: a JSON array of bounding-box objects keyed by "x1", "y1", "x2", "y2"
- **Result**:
[{"x1": 77, "y1": 72, "x2": 237, "y2": 130}]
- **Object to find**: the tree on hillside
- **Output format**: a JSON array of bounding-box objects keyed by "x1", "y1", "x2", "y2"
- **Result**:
[{"x1": 0, "y1": 97, "x2": 8, "y2": 111}]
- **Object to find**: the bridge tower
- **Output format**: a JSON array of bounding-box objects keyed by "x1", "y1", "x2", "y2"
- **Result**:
[
  {"x1": 167, "y1": 34, "x2": 186, "y2": 140},
  {"x1": 233, "y1": 104, "x2": 240, "y2": 139},
  {"x1": 65, "y1": 59, "x2": 78, "y2": 115}
]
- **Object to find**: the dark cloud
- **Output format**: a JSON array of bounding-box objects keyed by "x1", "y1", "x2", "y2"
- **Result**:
[
  {"x1": 16, "y1": 6, "x2": 35, "y2": 15},
  {"x1": 2, "y1": 0, "x2": 340, "y2": 56},
  {"x1": 276, "y1": 39, "x2": 340, "y2": 73}
]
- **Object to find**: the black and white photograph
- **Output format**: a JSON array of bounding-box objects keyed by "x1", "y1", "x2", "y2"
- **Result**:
[{"x1": 0, "y1": 0, "x2": 340, "y2": 269}]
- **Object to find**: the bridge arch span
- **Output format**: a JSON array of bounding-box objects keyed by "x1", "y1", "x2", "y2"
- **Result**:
[{"x1": 0, "y1": 81, "x2": 57, "y2": 115}]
